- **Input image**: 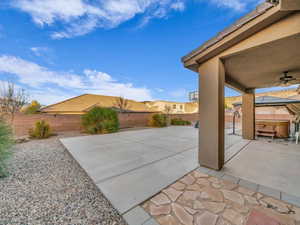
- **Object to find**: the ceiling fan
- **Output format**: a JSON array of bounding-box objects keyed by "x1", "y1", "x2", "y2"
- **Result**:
[{"x1": 277, "y1": 71, "x2": 300, "y2": 87}]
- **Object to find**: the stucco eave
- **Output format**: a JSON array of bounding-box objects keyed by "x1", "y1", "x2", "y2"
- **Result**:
[{"x1": 181, "y1": 2, "x2": 293, "y2": 71}]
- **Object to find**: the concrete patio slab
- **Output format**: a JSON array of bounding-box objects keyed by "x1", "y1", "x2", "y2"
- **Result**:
[
  {"x1": 223, "y1": 139, "x2": 300, "y2": 198},
  {"x1": 61, "y1": 126, "x2": 244, "y2": 215},
  {"x1": 123, "y1": 206, "x2": 151, "y2": 225},
  {"x1": 100, "y1": 148, "x2": 197, "y2": 213}
]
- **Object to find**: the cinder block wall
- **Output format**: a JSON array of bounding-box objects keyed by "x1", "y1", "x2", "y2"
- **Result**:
[
  {"x1": 7, "y1": 112, "x2": 294, "y2": 137},
  {"x1": 10, "y1": 113, "x2": 83, "y2": 136},
  {"x1": 9, "y1": 112, "x2": 156, "y2": 136}
]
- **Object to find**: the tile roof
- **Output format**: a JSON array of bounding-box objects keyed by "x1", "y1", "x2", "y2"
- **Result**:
[{"x1": 41, "y1": 94, "x2": 158, "y2": 114}]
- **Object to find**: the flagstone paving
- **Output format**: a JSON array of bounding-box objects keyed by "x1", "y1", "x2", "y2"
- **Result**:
[{"x1": 142, "y1": 169, "x2": 300, "y2": 225}]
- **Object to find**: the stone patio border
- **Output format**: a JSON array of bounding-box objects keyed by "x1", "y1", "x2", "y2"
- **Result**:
[
  {"x1": 197, "y1": 166, "x2": 300, "y2": 208},
  {"x1": 123, "y1": 166, "x2": 300, "y2": 225}
]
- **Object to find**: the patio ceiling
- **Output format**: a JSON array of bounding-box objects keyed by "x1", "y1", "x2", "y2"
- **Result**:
[{"x1": 224, "y1": 34, "x2": 300, "y2": 90}]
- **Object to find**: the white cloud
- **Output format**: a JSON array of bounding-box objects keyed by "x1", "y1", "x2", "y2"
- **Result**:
[
  {"x1": 30, "y1": 46, "x2": 50, "y2": 57},
  {"x1": 29, "y1": 88, "x2": 76, "y2": 105},
  {"x1": 209, "y1": 0, "x2": 245, "y2": 11},
  {"x1": 206, "y1": 0, "x2": 260, "y2": 11},
  {"x1": 10, "y1": 0, "x2": 260, "y2": 38},
  {"x1": 13, "y1": 0, "x2": 102, "y2": 25},
  {"x1": 171, "y1": 2, "x2": 185, "y2": 11},
  {"x1": 0, "y1": 55, "x2": 152, "y2": 104},
  {"x1": 12, "y1": 0, "x2": 187, "y2": 39}
]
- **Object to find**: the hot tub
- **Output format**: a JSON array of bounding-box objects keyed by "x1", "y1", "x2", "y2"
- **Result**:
[{"x1": 256, "y1": 120, "x2": 290, "y2": 138}]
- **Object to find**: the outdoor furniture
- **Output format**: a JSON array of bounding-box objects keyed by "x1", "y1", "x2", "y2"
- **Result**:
[
  {"x1": 256, "y1": 120, "x2": 290, "y2": 138},
  {"x1": 256, "y1": 124, "x2": 277, "y2": 139}
]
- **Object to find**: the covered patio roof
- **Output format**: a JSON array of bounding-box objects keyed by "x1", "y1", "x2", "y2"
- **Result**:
[
  {"x1": 181, "y1": 0, "x2": 300, "y2": 170},
  {"x1": 233, "y1": 96, "x2": 300, "y2": 107},
  {"x1": 182, "y1": 0, "x2": 300, "y2": 93}
]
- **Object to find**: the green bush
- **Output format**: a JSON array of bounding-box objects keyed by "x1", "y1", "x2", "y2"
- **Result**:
[
  {"x1": 82, "y1": 107, "x2": 119, "y2": 134},
  {"x1": 29, "y1": 120, "x2": 51, "y2": 139},
  {"x1": 149, "y1": 114, "x2": 168, "y2": 127},
  {"x1": 0, "y1": 119, "x2": 13, "y2": 178},
  {"x1": 171, "y1": 118, "x2": 192, "y2": 126}
]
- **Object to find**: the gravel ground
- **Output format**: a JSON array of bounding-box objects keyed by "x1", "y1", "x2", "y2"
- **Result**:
[{"x1": 0, "y1": 132, "x2": 127, "y2": 225}]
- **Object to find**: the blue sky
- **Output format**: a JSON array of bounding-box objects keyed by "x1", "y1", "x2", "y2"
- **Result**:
[{"x1": 0, "y1": 0, "x2": 292, "y2": 105}]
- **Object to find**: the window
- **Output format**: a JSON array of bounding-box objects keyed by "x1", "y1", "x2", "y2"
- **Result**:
[
  {"x1": 180, "y1": 105, "x2": 183, "y2": 110},
  {"x1": 173, "y1": 104, "x2": 176, "y2": 109}
]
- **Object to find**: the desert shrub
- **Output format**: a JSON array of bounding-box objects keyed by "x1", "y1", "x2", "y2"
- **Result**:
[
  {"x1": 0, "y1": 119, "x2": 13, "y2": 178},
  {"x1": 171, "y1": 118, "x2": 192, "y2": 126},
  {"x1": 82, "y1": 107, "x2": 119, "y2": 134},
  {"x1": 23, "y1": 100, "x2": 41, "y2": 114},
  {"x1": 29, "y1": 120, "x2": 51, "y2": 139},
  {"x1": 149, "y1": 114, "x2": 167, "y2": 127}
]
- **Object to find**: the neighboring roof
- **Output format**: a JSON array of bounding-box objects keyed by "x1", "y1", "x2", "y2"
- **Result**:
[
  {"x1": 41, "y1": 94, "x2": 158, "y2": 114},
  {"x1": 182, "y1": 1, "x2": 276, "y2": 63},
  {"x1": 233, "y1": 96, "x2": 300, "y2": 106}
]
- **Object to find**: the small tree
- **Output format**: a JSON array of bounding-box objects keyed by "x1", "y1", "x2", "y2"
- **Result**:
[
  {"x1": 23, "y1": 100, "x2": 41, "y2": 114},
  {"x1": 0, "y1": 82, "x2": 28, "y2": 122},
  {"x1": 114, "y1": 96, "x2": 130, "y2": 113}
]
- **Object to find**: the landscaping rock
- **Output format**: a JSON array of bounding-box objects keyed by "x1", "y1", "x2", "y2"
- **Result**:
[
  {"x1": 193, "y1": 171, "x2": 209, "y2": 178},
  {"x1": 0, "y1": 132, "x2": 126, "y2": 225},
  {"x1": 149, "y1": 203, "x2": 171, "y2": 216},
  {"x1": 163, "y1": 187, "x2": 183, "y2": 202},
  {"x1": 261, "y1": 197, "x2": 291, "y2": 214},
  {"x1": 172, "y1": 203, "x2": 193, "y2": 225},
  {"x1": 238, "y1": 187, "x2": 255, "y2": 196},
  {"x1": 201, "y1": 187, "x2": 224, "y2": 202},
  {"x1": 151, "y1": 193, "x2": 171, "y2": 206},
  {"x1": 202, "y1": 202, "x2": 226, "y2": 214},
  {"x1": 171, "y1": 182, "x2": 186, "y2": 191},
  {"x1": 195, "y1": 211, "x2": 218, "y2": 225},
  {"x1": 223, "y1": 209, "x2": 244, "y2": 225},
  {"x1": 180, "y1": 175, "x2": 196, "y2": 185},
  {"x1": 157, "y1": 215, "x2": 180, "y2": 225},
  {"x1": 222, "y1": 190, "x2": 244, "y2": 205}
]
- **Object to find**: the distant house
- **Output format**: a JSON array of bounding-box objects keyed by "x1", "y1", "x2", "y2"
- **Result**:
[
  {"x1": 143, "y1": 101, "x2": 198, "y2": 114},
  {"x1": 41, "y1": 94, "x2": 158, "y2": 115}
]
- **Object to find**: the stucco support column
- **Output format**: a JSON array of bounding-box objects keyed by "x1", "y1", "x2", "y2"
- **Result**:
[
  {"x1": 242, "y1": 90, "x2": 256, "y2": 140},
  {"x1": 198, "y1": 58, "x2": 225, "y2": 171}
]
